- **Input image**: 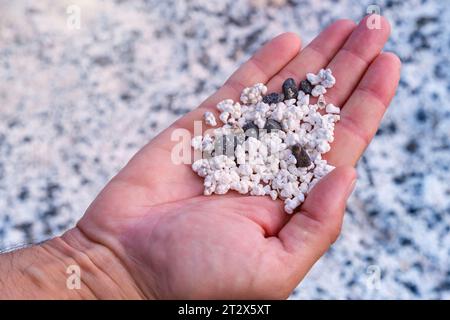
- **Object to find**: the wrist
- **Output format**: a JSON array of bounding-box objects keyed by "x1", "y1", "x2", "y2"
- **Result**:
[{"x1": 0, "y1": 227, "x2": 146, "y2": 299}]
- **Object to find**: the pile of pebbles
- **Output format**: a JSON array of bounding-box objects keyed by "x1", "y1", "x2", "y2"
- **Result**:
[{"x1": 191, "y1": 69, "x2": 340, "y2": 214}]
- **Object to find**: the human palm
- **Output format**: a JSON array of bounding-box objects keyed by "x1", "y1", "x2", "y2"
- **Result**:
[{"x1": 75, "y1": 16, "x2": 400, "y2": 299}]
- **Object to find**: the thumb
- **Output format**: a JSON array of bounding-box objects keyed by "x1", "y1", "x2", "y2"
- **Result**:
[{"x1": 278, "y1": 165, "x2": 357, "y2": 280}]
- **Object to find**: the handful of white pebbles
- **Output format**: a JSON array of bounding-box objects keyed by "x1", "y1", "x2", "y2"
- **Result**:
[{"x1": 191, "y1": 69, "x2": 340, "y2": 214}]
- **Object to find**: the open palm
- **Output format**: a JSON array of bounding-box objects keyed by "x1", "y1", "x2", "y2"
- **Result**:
[{"x1": 74, "y1": 16, "x2": 400, "y2": 299}]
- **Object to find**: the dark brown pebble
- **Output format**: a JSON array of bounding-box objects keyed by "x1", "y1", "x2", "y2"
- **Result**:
[
  {"x1": 299, "y1": 79, "x2": 313, "y2": 94},
  {"x1": 262, "y1": 92, "x2": 284, "y2": 104},
  {"x1": 242, "y1": 122, "x2": 259, "y2": 140},
  {"x1": 282, "y1": 78, "x2": 298, "y2": 100},
  {"x1": 292, "y1": 144, "x2": 312, "y2": 167}
]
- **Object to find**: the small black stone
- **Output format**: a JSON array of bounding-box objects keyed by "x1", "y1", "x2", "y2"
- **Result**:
[
  {"x1": 292, "y1": 144, "x2": 311, "y2": 168},
  {"x1": 18, "y1": 187, "x2": 29, "y2": 201},
  {"x1": 399, "y1": 237, "x2": 413, "y2": 246},
  {"x1": 242, "y1": 122, "x2": 259, "y2": 139},
  {"x1": 262, "y1": 92, "x2": 284, "y2": 104},
  {"x1": 402, "y1": 281, "x2": 419, "y2": 295},
  {"x1": 264, "y1": 119, "x2": 282, "y2": 132},
  {"x1": 299, "y1": 79, "x2": 313, "y2": 94},
  {"x1": 120, "y1": 92, "x2": 133, "y2": 101},
  {"x1": 416, "y1": 109, "x2": 427, "y2": 122},
  {"x1": 282, "y1": 78, "x2": 298, "y2": 100},
  {"x1": 405, "y1": 139, "x2": 419, "y2": 153}
]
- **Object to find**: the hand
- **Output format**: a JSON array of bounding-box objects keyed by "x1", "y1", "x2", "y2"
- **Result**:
[{"x1": 0, "y1": 15, "x2": 400, "y2": 299}]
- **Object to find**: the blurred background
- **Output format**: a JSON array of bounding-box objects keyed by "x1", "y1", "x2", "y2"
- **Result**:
[{"x1": 0, "y1": 0, "x2": 449, "y2": 299}]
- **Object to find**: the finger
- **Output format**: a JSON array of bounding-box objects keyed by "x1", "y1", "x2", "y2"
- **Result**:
[
  {"x1": 324, "y1": 14, "x2": 391, "y2": 107},
  {"x1": 265, "y1": 19, "x2": 356, "y2": 93},
  {"x1": 174, "y1": 32, "x2": 302, "y2": 132},
  {"x1": 276, "y1": 166, "x2": 356, "y2": 281},
  {"x1": 326, "y1": 52, "x2": 401, "y2": 166}
]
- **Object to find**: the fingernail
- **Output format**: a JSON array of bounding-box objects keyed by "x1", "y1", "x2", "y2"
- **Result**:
[{"x1": 346, "y1": 179, "x2": 357, "y2": 199}]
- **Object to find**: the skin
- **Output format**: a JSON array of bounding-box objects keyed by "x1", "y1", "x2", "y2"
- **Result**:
[{"x1": 0, "y1": 15, "x2": 400, "y2": 299}]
